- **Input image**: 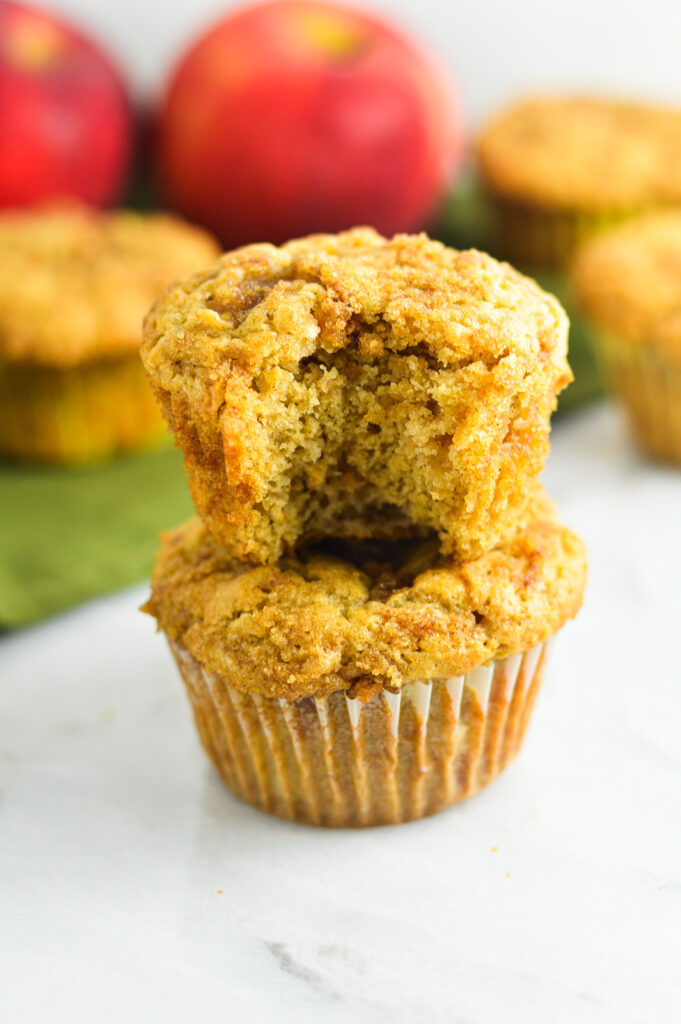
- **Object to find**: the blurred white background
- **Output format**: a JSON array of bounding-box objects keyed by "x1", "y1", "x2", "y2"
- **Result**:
[{"x1": 40, "y1": 0, "x2": 681, "y2": 131}]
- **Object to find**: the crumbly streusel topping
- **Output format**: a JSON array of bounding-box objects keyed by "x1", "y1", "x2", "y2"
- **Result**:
[{"x1": 141, "y1": 228, "x2": 570, "y2": 562}]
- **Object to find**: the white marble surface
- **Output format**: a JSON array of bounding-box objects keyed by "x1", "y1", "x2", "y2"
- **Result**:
[{"x1": 2, "y1": 404, "x2": 681, "y2": 1023}]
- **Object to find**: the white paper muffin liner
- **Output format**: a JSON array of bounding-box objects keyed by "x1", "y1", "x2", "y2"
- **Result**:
[{"x1": 169, "y1": 638, "x2": 552, "y2": 827}]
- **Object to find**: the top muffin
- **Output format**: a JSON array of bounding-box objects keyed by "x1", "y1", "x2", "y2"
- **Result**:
[
  {"x1": 0, "y1": 205, "x2": 220, "y2": 368},
  {"x1": 478, "y1": 96, "x2": 681, "y2": 212},
  {"x1": 141, "y1": 228, "x2": 570, "y2": 563}
]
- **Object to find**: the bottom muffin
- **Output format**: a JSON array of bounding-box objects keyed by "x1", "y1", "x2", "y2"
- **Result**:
[{"x1": 144, "y1": 496, "x2": 587, "y2": 827}]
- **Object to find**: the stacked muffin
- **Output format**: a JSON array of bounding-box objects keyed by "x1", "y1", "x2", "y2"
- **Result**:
[{"x1": 141, "y1": 228, "x2": 587, "y2": 827}]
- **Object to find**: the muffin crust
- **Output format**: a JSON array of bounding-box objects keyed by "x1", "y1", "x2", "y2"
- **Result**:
[
  {"x1": 141, "y1": 228, "x2": 570, "y2": 562},
  {"x1": 144, "y1": 490, "x2": 587, "y2": 701}
]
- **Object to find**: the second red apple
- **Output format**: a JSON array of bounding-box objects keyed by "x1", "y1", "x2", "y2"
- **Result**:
[{"x1": 157, "y1": 0, "x2": 462, "y2": 247}]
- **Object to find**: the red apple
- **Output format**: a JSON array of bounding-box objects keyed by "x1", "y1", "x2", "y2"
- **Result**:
[
  {"x1": 0, "y1": 0, "x2": 132, "y2": 208},
  {"x1": 157, "y1": 0, "x2": 462, "y2": 247}
]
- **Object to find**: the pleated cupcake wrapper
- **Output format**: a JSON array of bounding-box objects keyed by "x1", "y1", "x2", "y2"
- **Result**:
[
  {"x1": 487, "y1": 195, "x2": 648, "y2": 269},
  {"x1": 594, "y1": 332, "x2": 681, "y2": 464},
  {"x1": 0, "y1": 355, "x2": 168, "y2": 463},
  {"x1": 169, "y1": 639, "x2": 551, "y2": 827}
]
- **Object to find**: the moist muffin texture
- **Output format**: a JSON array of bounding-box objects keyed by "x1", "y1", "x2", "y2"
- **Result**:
[
  {"x1": 144, "y1": 489, "x2": 587, "y2": 703},
  {"x1": 0, "y1": 205, "x2": 220, "y2": 462},
  {"x1": 141, "y1": 228, "x2": 570, "y2": 562},
  {"x1": 478, "y1": 97, "x2": 681, "y2": 212}
]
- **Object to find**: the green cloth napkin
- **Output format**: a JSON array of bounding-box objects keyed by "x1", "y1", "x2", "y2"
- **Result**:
[
  {"x1": 0, "y1": 176, "x2": 604, "y2": 628},
  {"x1": 0, "y1": 444, "x2": 193, "y2": 628}
]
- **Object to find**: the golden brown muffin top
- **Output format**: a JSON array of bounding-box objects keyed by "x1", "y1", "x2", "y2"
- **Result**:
[
  {"x1": 143, "y1": 227, "x2": 566, "y2": 378},
  {"x1": 144, "y1": 491, "x2": 587, "y2": 701},
  {"x1": 478, "y1": 96, "x2": 681, "y2": 210},
  {"x1": 0, "y1": 205, "x2": 220, "y2": 367},
  {"x1": 572, "y1": 210, "x2": 681, "y2": 360},
  {"x1": 140, "y1": 227, "x2": 569, "y2": 564}
]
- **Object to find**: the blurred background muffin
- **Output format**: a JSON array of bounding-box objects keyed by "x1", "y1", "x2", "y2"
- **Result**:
[
  {"x1": 477, "y1": 96, "x2": 681, "y2": 269},
  {"x1": 0, "y1": 205, "x2": 219, "y2": 463},
  {"x1": 572, "y1": 210, "x2": 681, "y2": 463}
]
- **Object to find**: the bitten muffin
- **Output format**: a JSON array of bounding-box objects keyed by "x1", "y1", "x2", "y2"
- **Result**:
[
  {"x1": 144, "y1": 490, "x2": 587, "y2": 827},
  {"x1": 478, "y1": 97, "x2": 681, "y2": 268},
  {"x1": 141, "y1": 228, "x2": 571, "y2": 563},
  {"x1": 0, "y1": 205, "x2": 220, "y2": 463},
  {"x1": 573, "y1": 211, "x2": 681, "y2": 463}
]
